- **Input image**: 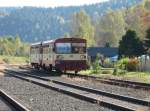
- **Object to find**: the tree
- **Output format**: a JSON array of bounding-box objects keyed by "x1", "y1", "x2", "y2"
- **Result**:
[
  {"x1": 0, "y1": 36, "x2": 29, "y2": 57},
  {"x1": 125, "y1": 2, "x2": 150, "y2": 40},
  {"x1": 144, "y1": 27, "x2": 150, "y2": 54},
  {"x1": 119, "y1": 30, "x2": 146, "y2": 58},
  {"x1": 94, "y1": 10, "x2": 126, "y2": 47},
  {"x1": 63, "y1": 32, "x2": 70, "y2": 38},
  {"x1": 71, "y1": 10, "x2": 95, "y2": 47},
  {"x1": 145, "y1": 0, "x2": 150, "y2": 10},
  {"x1": 14, "y1": 35, "x2": 21, "y2": 56},
  {"x1": 19, "y1": 43, "x2": 29, "y2": 57}
]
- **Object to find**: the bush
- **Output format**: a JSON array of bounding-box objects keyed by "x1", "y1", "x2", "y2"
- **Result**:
[
  {"x1": 116, "y1": 58, "x2": 129, "y2": 70},
  {"x1": 92, "y1": 54, "x2": 101, "y2": 74},
  {"x1": 92, "y1": 61, "x2": 101, "y2": 73},
  {"x1": 101, "y1": 70, "x2": 111, "y2": 74},
  {"x1": 25, "y1": 59, "x2": 30, "y2": 64},
  {"x1": 3, "y1": 58, "x2": 10, "y2": 63},
  {"x1": 112, "y1": 67, "x2": 118, "y2": 75},
  {"x1": 126, "y1": 59, "x2": 139, "y2": 71},
  {"x1": 112, "y1": 68, "x2": 127, "y2": 76},
  {"x1": 103, "y1": 58, "x2": 113, "y2": 68},
  {"x1": 118, "y1": 70, "x2": 127, "y2": 75},
  {"x1": 86, "y1": 57, "x2": 91, "y2": 69}
]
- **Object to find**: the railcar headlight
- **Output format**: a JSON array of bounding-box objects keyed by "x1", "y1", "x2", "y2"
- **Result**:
[
  {"x1": 80, "y1": 55, "x2": 86, "y2": 59},
  {"x1": 56, "y1": 55, "x2": 64, "y2": 60}
]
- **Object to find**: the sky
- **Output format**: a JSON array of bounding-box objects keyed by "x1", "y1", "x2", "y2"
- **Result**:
[{"x1": 0, "y1": 0, "x2": 109, "y2": 7}]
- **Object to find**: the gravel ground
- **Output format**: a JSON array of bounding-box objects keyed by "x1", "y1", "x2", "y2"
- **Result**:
[
  {"x1": 57, "y1": 76, "x2": 150, "y2": 100},
  {"x1": 0, "y1": 75, "x2": 113, "y2": 111},
  {"x1": 18, "y1": 69, "x2": 150, "y2": 100}
]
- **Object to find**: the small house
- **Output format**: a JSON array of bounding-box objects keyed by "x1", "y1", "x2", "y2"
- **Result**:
[{"x1": 87, "y1": 47, "x2": 118, "y2": 61}]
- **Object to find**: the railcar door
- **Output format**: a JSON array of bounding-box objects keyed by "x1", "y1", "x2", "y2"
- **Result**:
[{"x1": 39, "y1": 43, "x2": 43, "y2": 66}]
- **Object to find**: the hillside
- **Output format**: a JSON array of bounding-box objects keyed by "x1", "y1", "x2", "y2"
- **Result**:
[{"x1": 0, "y1": 0, "x2": 142, "y2": 43}]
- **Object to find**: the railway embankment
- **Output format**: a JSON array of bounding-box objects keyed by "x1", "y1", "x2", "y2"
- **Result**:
[
  {"x1": 12, "y1": 68, "x2": 150, "y2": 100},
  {"x1": 1, "y1": 65, "x2": 150, "y2": 111},
  {"x1": 0, "y1": 73, "x2": 111, "y2": 111}
]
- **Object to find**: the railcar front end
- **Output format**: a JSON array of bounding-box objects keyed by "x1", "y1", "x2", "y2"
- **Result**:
[{"x1": 54, "y1": 38, "x2": 88, "y2": 73}]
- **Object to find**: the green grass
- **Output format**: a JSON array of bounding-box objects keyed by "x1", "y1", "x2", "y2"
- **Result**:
[
  {"x1": 80, "y1": 69, "x2": 150, "y2": 84},
  {"x1": 80, "y1": 68, "x2": 114, "y2": 75},
  {"x1": 79, "y1": 70, "x2": 93, "y2": 75},
  {"x1": 0, "y1": 55, "x2": 29, "y2": 64},
  {"x1": 123, "y1": 72, "x2": 150, "y2": 83}
]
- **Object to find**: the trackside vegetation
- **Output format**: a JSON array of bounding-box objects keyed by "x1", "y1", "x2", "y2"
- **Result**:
[
  {"x1": 0, "y1": 55, "x2": 29, "y2": 64},
  {"x1": 0, "y1": 35, "x2": 29, "y2": 64},
  {"x1": 80, "y1": 68, "x2": 150, "y2": 84},
  {"x1": 80, "y1": 27, "x2": 150, "y2": 83}
]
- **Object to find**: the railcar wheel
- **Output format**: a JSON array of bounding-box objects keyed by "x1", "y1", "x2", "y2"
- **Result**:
[
  {"x1": 55, "y1": 68, "x2": 62, "y2": 76},
  {"x1": 33, "y1": 64, "x2": 37, "y2": 69},
  {"x1": 63, "y1": 70, "x2": 66, "y2": 74},
  {"x1": 36, "y1": 65, "x2": 40, "y2": 70},
  {"x1": 31, "y1": 64, "x2": 33, "y2": 68},
  {"x1": 49, "y1": 65, "x2": 52, "y2": 72},
  {"x1": 75, "y1": 71, "x2": 78, "y2": 74},
  {"x1": 43, "y1": 64, "x2": 46, "y2": 70}
]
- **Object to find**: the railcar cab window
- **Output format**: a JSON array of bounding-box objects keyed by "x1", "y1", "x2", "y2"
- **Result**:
[
  {"x1": 55, "y1": 43, "x2": 71, "y2": 54},
  {"x1": 55, "y1": 43, "x2": 86, "y2": 54},
  {"x1": 72, "y1": 43, "x2": 86, "y2": 54}
]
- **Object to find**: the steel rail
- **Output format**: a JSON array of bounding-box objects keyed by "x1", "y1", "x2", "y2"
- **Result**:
[
  {"x1": 7, "y1": 69, "x2": 150, "y2": 106},
  {"x1": 64, "y1": 72, "x2": 150, "y2": 90},
  {"x1": 0, "y1": 89, "x2": 30, "y2": 111},
  {"x1": 3, "y1": 69, "x2": 150, "y2": 111},
  {"x1": 18, "y1": 66, "x2": 150, "y2": 90}
]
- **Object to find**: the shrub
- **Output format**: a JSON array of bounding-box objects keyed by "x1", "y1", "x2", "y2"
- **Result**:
[
  {"x1": 92, "y1": 54, "x2": 101, "y2": 74},
  {"x1": 116, "y1": 58, "x2": 129, "y2": 70},
  {"x1": 103, "y1": 58, "x2": 113, "y2": 68},
  {"x1": 101, "y1": 70, "x2": 112, "y2": 74},
  {"x1": 112, "y1": 67, "x2": 118, "y2": 76},
  {"x1": 3, "y1": 58, "x2": 10, "y2": 63},
  {"x1": 86, "y1": 57, "x2": 91, "y2": 69},
  {"x1": 118, "y1": 70, "x2": 127, "y2": 75},
  {"x1": 25, "y1": 59, "x2": 30, "y2": 65},
  {"x1": 126, "y1": 59, "x2": 139, "y2": 71}
]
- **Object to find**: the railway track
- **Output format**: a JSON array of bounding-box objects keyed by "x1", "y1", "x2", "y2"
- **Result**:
[
  {"x1": 65, "y1": 73, "x2": 150, "y2": 90},
  {"x1": 0, "y1": 89, "x2": 30, "y2": 111},
  {"x1": 19, "y1": 66, "x2": 150, "y2": 90},
  {"x1": 3, "y1": 69, "x2": 150, "y2": 111}
]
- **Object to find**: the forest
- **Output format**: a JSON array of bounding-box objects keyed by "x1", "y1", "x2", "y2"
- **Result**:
[
  {"x1": 0, "y1": 0, "x2": 147, "y2": 47},
  {"x1": 71, "y1": 0, "x2": 150, "y2": 47}
]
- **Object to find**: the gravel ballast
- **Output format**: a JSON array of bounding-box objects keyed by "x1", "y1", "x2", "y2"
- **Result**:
[
  {"x1": 57, "y1": 76, "x2": 150, "y2": 100},
  {"x1": 0, "y1": 75, "x2": 112, "y2": 111},
  {"x1": 15, "y1": 69, "x2": 150, "y2": 100}
]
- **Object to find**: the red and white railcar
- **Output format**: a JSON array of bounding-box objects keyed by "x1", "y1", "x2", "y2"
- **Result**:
[
  {"x1": 30, "y1": 38, "x2": 88, "y2": 73},
  {"x1": 30, "y1": 42, "x2": 42, "y2": 69}
]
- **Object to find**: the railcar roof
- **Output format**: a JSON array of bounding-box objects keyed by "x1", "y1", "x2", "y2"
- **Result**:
[
  {"x1": 42, "y1": 40, "x2": 54, "y2": 44},
  {"x1": 55, "y1": 38, "x2": 86, "y2": 43},
  {"x1": 30, "y1": 38, "x2": 86, "y2": 47},
  {"x1": 30, "y1": 42, "x2": 41, "y2": 47},
  {"x1": 30, "y1": 40, "x2": 54, "y2": 46},
  {"x1": 56, "y1": 37, "x2": 86, "y2": 40}
]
